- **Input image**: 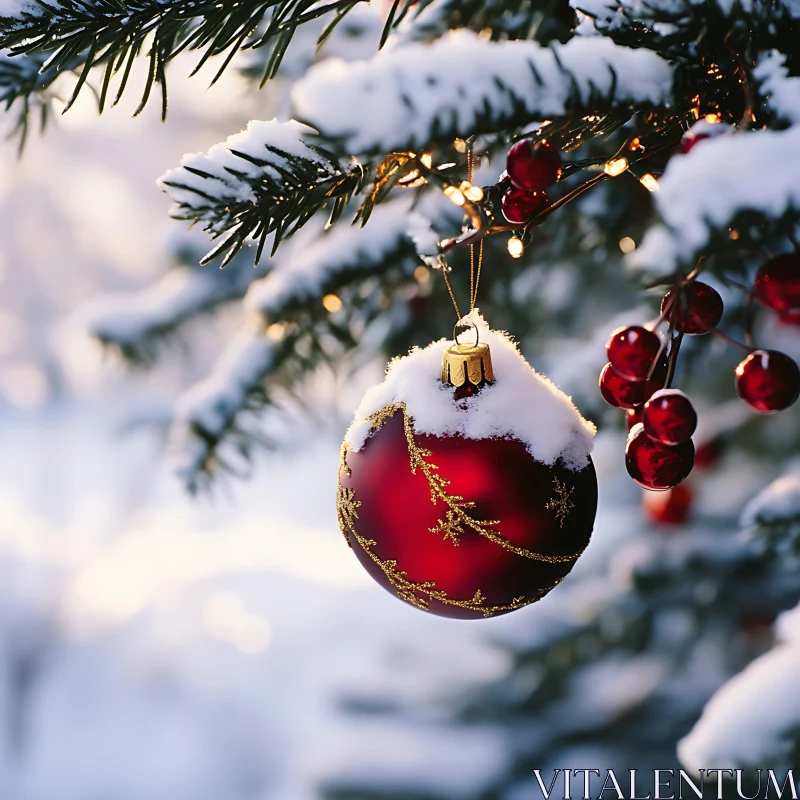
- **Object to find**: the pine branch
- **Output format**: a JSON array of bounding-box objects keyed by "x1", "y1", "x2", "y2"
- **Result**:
[
  {"x1": 0, "y1": 49, "x2": 57, "y2": 150},
  {"x1": 0, "y1": 0, "x2": 371, "y2": 121},
  {"x1": 168, "y1": 200, "x2": 428, "y2": 487},
  {"x1": 245, "y1": 198, "x2": 416, "y2": 320},
  {"x1": 159, "y1": 119, "x2": 366, "y2": 267},
  {"x1": 85, "y1": 256, "x2": 267, "y2": 363},
  {"x1": 291, "y1": 29, "x2": 674, "y2": 154},
  {"x1": 169, "y1": 320, "x2": 300, "y2": 492},
  {"x1": 741, "y1": 472, "x2": 800, "y2": 557},
  {"x1": 403, "y1": 0, "x2": 575, "y2": 44}
]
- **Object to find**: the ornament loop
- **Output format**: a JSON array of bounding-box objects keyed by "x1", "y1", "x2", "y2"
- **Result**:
[{"x1": 453, "y1": 319, "x2": 480, "y2": 349}]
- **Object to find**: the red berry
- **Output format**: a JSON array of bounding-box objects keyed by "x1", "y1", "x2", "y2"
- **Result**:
[
  {"x1": 642, "y1": 483, "x2": 694, "y2": 526},
  {"x1": 506, "y1": 139, "x2": 562, "y2": 192},
  {"x1": 599, "y1": 363, "x2": 664, "y2": 409},
  {"x1": 694, "y1": 437, "x2": 723, "y2": 469},
  {"x1": 642, "y1": 389, "x2": 698, "y2": 446},
  {"x1": 753, "y1": 254, "x2": 800, "y2": 313},
  {"x1": 606, "y1": 325, "x2": 662, "y2": 382},
  {"x1": 501, "y1": 187, "x2": 549, "y2": 225},
  {"x1": 680, "y1": 120, "x2": 730, "y2": 154},
  {"x1": 627, "y1": 407, "x2": 643, "y2": 430},
  {"x1": 661, "y1": 281, "x2": 723, "y2": 335},
  {"x1": 625, "y1": 424, "x2": 694, "y2": 491},
  {"x1": 735, "y1": 349, "x2": 800, "y2": 413}
]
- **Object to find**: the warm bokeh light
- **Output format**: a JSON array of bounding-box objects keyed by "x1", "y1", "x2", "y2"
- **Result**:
[
  {"x1": 266, "y1": 322, "x2": 286, "y2": 340},
  {"x1": 322, "y1": 293, "x2": 343, "y2": 313}
]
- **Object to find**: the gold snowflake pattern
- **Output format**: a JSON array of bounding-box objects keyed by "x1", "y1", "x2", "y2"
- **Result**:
[
  {"x1": 336, "y1": 483, "x2": 361, "y2": 546},
  {"x1": 545, "y1": 477, "x2": 575, "y2": 528}
]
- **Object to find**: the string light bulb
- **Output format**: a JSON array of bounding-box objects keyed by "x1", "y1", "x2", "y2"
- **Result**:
[
  {"x1": 640, "y1": 173, "x2": 659, "y2": 192},
  {"x1": 459, "y1": 181, "x2": 484, "y2": 202},
  {"x1": 507, "y1": 236, "x2": 524, "y2": 259},
  {"x1": 420, "y1": 152, "x2": 433, "y2": 168},
  {"x1": 604, "y1": 157, "x2": 629, "y2": 177},
  {"x1": 443, "y1": 185, "x2": 466, "y2": 206}
]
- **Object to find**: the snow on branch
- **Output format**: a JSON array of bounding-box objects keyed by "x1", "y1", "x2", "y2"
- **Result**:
[
  {"x1": 169, "y1": 320, "x2": 297, "y2": 491},
  {"x1": 159, "y1": 119, "x2": 363, "y2": 267},
  {"x1": 755, "y1": 51, "x2": 800, "y2": 125},
  {"x1": 291, "y1": 29, "x2": 674, "y2": 153},
  {"x1": 741, "y1": 471, "x2": 800, "y2": 555},
  {"x1": 246, "y1": 198, "x2": 415, "y2": 319},
  {"x1": 629, "y1": 126, "x2": 800, "y2": 276},
  {"x1": 84, "y1": 263, "x2": 261, "y2": 361},
  {"x1": 678, "y1": 636, "x2": 800, "y2": 771}
]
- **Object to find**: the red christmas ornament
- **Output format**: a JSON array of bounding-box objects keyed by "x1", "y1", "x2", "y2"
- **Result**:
[
  {"x1": 642, "y1": 389, "x2": 697, "y2": 445},
  {"x1": 735, "y1": 349, "x2": 800, "y2": 413},
  {"x1": 599, "y1": 362, "x2": 661, "y2": 409},
  {"x1": 753, "y1": 254, "x2": 800, "y2": 313},
  {"x1": 661, "y1": 281, "x2": 723, "y2": 335},
  {"x1": 337, "y1": 327, "x2": 598, "y2": 619},
  {"x1": 625, "y1": 424, "x2": 694, "y2": 491},
  {"x1": 606, "y1": 325, "x2": 662, "y2": 382},
  {"x1": 501, "y1": 187, "x2": 550, "y2": 225},
  {"x1": 642, "y1": 483, "x2": 694, "y2": 526},
  {"x1": 506, "y1": 139, "x2": 562, "y2": 192}
]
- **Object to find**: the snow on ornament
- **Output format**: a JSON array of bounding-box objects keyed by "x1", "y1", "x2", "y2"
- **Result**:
[{"x1": 336, "y1": 312, "x2": 598, "y2": 619}]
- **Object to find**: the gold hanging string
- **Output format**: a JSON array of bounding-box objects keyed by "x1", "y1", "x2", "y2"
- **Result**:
[
  {"x1": 441, "y1": 264, "x2": 462, "y2": 320},
  {"x1": 466, "y1": 141, "x2": 484, "y2": 313},
  {"x1": 471, "y1": 238, "x2": 484, "y2": 312},
  {"x1": 439, "y1": 138, "x2": 485, "y2": 326},
  {"x1": 467, "y1": 143, "x2": 476, "y2": 308}
]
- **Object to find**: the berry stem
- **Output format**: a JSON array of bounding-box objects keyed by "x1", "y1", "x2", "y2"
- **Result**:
[
  {"x1": 709, "y1": 327, "x2": 752, "y2": 353},
  {"x1": 665, "y1": 332, "x2": 683, "y2": 389}
]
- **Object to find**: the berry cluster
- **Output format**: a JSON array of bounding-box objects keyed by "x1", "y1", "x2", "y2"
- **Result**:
[
  {"x1": 601, "y1": 272, "x2": 800, "y2": 492},
  {"x1": 601, "y1": 319, "x2": 699, "y2": 491},
  {"x1": 498, "y1": 139, "x2": 560, "y2": 225}
]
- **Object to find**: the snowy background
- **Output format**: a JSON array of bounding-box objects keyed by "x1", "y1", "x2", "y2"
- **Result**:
[{"x1": 1, "y1": 39, "x2": 799, "y2": 800}]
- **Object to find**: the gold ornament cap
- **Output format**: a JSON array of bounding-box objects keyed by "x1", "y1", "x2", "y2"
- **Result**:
[{"x1": 441, "y1": 323, "x2": 494, "y2": 389}]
